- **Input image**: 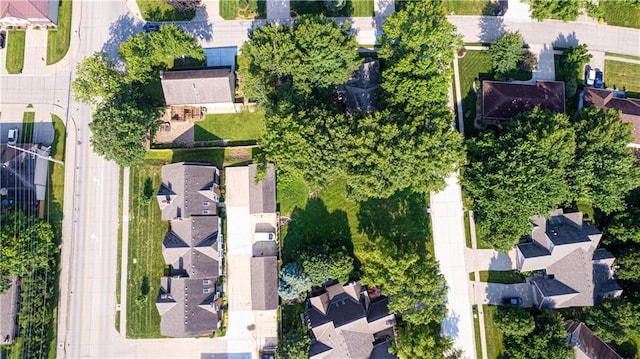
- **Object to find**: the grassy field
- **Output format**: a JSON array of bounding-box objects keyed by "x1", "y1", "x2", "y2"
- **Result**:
[
  {"x1": 21, "y1": 112, "x2": 35, "y2": 143},
  {"x1": 291, "y1": 0, "x2": 375, "y2": 17},
  {"x1": 442, "y1": 0, "x2": 496, "y2": 15},
  {"x1": 220, "y1": 0, "x2": 266, "y2": 19},
  {"x1": 483, "y1": 305, "x2": 505, "y2": 359},
  {"x1": 126, "y1": 147, "x2": 252, "y2": 337},
  {"x1": 194, "y1": 110, "x2": 265, "y2": 142},
  {"x1": 47, "y1": 0, "x2": 72, "y2": 64},
  {"x1": 605, "y1": 52, "x2": 640, "y2": 61},
  {"x1": 602, "y1": 0, "x2": 640, "y2": 29},
  {"x1": 457, "y1": 50, "x2": 493, "y2": 138},
  {"x1": 478, "y1": 270, "x2": 525, "y2": 284},
  {"x1": 6, "y1": 30, "x2": 25, "y2": 74},
  {"x1": 605, "y1": 60, "x2": 640, "y2": 98},
  {"x1": 137, "y1": 0, "x2": 196, "y2": 21}
]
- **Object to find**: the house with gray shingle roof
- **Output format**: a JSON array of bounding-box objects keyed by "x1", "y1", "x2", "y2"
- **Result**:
[
  {"x1": 160, "y1": 68, "x2": 236, "y2": 114},
  {"x1": 305, "y1": 281, "x2": 397, "y2": 359},
  {"x1": 155, "y1": 163, "x2": 223, "y2": 337},
  {"x1": 516, "y1": 209, "x2": 622, "y2": 309}
]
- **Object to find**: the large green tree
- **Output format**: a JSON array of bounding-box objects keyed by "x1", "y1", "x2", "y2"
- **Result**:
[
  {"x1": 392, "y1": 323, "x2": 459, "y2": 359},
  {"x1": 615, "y1": 245, "x2": 640, "y2": 281},
  {"x1": 488, "y1": 31, "x2": 524, "y2": 77},
  {"x1": 530, "y1": 0, "x2": 580, "y2": 21},
  {"x1": 277, "y1": 262, "x2": 312, "y2": 301},
  {"x1": 556, "y1": 44, "x2": 592, "y2": 98},
  {"x1": 585, "y1": 296, "x2": 640, "y2": 344},
  {"x1": 500, "y1": 311, "x2": 575, "y2": 359},
  {"x1": 495, "y1": 306, "x2": 535, "y2": 337},
  {"x1": 570, "y1": 108, "x2": 640, "y2": 213},
  {"x1": 299, "y1": 246, "x2": 354, "y2": 286},
  {"x1": 72, "y1": 52, "x2": 125, "y2": 105},
  {"x1": 464, "y1": 108, "x2": 576, "y2": 251},
  {"x1": 276, "y1": 329, "x2": 310, "y2": 359},
  {"x1": 89, "y1": 98, "x2": 158, "y2": 167}
]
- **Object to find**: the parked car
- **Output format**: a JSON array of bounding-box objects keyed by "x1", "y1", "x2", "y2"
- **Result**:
[
  {"x1": 586, "y1": 69, "x2": 596, "y2": 86},
  {"x1": 0, "y1": 30, "x2": 6, "y2": 49},
  {"x1": 143, "y1": 23, "x2": 160, "y2": 33},
  {"x1": 502, "y1": 297, "x2": 524, "y2": 306},
  {"x1": 595, "y1": 70, "x2": 604, "y2": 88},
  {"x1": 7, "y1": 128, "x2": 18, "y2": 145}
]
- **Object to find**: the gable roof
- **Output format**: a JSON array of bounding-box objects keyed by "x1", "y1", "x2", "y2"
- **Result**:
[
  {"x1": 482, "y1": 80, "x2": 565, "y2": 122},
  {"x1": 250, "y1": 256, "x2": 278, "y2": 311},
  {"x1": 517, "y1": 210, "x2": 622, "y2": 309},
  {"x1": 583, "y1": 87, "x2": 640, "y2": 145},
  {"x1": 0, "y1": 0, "x2": 59, "y2": 25},
  {"x1": 248, "y1": 164, "x2": 276, "y2": 214},
  {"x1": 156, "y1": 162, "x2": 221, "y2": 220},
  {"x1": 566, "y1": 320, "x2": 623, "y2": 359},
  {"x1": 161, "y1": 68, "x2": 234, "y2": 106}
]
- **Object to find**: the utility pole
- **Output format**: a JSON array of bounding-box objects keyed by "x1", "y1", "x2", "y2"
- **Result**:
[{"x1": 6, "y1": 144, "x2": 64, "y2": 165}]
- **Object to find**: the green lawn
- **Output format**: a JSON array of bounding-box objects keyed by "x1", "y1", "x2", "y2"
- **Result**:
[
  {"x1": 478, "y1": 270, "x2": 525, "y2": 284},
  {"x1": 602, "y1": 0, "x2": 640, "y2": 28},
  {"x1": 126, "y1": 147, "x2": 252, "y2": 337},
  {"x1": 605, "y1": 60, "x2": 640, "y2": 98},
  {"x1": 47, "y1": 0, "x2": 72, "y2": 64},
  {"x1": 220, "y1": 0, "x2": 266, "y2": 20},
  {"x1": 281, "y1": 302, "x2": 305, "y2": 334},
  {"x1": 194, "y1": 110, "x2": 266, "y2": 142},
  {"x1": 605, "y1": 52, "x2": 640, "y2": 61},
  {"x1": 291, "y1": 0, "x2": 375, "y2": 17},
  {"x1": 22, "y1": 112, "x2": 35, "y2": 143},
  {"x1": 483, "y1": 305, "x2": 505, "y2": 359},
  {"x1": 137, "y1": 0, "x2": 196, "y2": 21},
  {"x1": 442, "y1": 0, "x2": 496, "y2": 15},
  {"x1": 6, "y1": 30, "x2": 25, "y2": 74},
  {"x1": 472, "y1": 305, "x2": 482, "y2": 359},
  {"x1": 457, "y1": 50, "x2": 493, "y2": 138},
  {"x1": 464, "y1": 211, "x2": 472, "y2": 248}
]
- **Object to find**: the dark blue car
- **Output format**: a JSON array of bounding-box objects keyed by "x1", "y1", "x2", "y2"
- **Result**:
[
  {"x1": 502, "y1": 297, "x2": 524, "y2": 306},
  {"x1": 143, "y1": 23, "x2": 160, "y2": 33},
  {"x1": 595, "y1": 71, "x2": 604, "y2": 88}
]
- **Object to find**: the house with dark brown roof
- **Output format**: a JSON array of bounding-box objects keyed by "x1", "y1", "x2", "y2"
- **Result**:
[
  {"x1": 516, "y1": 210, "x2": 622, "y2": 309},
  {"x1": 482, "y1": 80, "x2": 565, "y2": 125},
  {"x1": 0, "y1": 0, "x2": 59, "y2": 27},
  {"x1": 338, "y1": 58, "x2": 380, "y2": 113},
  {"x1": 0, "y1": 277, "x2": 20, "y2": 345},
  {"x1": 305, "y1": 282, "x2": 396, "y2": 359},
  {"x1": 155, "y1": 163, "x2": 223, "y2": 337},
  {"x1": 583, "y1": 87, "x2": 640, "y2": 148},
  {"x1": 160, "y1": 68, "x2": 236, "y2": 114},
  {"x1": 566, "y1": 320, "x2": 623, "y2": 359}
]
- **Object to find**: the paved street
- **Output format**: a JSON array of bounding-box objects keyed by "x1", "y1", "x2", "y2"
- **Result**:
[{"x1": 431, "y1": 174, "x2": 476, "y2": 359}]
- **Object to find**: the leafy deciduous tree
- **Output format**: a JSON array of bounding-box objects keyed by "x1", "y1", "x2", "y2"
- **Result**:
[
  {"x1": 276, "y1": 329, "x2": 310, "y2": 359},
  {"x1": 615, "y1": 245, "x2": 640, "y2": 281},
  {"x1": 299, "y1": 246, "x2": 354, "y2": 286},
  {"x1": 72, "y1": 52, "x2": 125, "y2": 105},
  {"x1": 495, "y1": 306, "x2": 535, "y2": 337},
  {"x1": 392, "y1": 323, "x2": 459, "y2": 359},
  {"x1": 488, "y1": 31, "x2": 524, "y2": 76},
  {"x1": 585, "y1": 296, "x2": 640, "y2": 344},
  {"x1": 530, "y1": 0, "x2": 580, "y2": 21},
  {"x1": 164, "y1": 0, "x2": 201, "y2": 13}
]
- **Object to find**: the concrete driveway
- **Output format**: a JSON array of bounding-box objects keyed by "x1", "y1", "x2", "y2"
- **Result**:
[
  {"x1": 472, "y1": 282, "x2": 534, "y2": 308},
  {"x1": 465, "y1": 248, "x2": 517, "y2": 273}
]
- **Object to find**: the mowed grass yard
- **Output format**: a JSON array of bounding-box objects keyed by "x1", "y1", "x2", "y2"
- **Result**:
[
  {"x1": 601, "y1": 0, "x2": 640, "y2": 29},
  {"x1": 219, "y1": 0, "x2": 266, "y2": 20},
  {"x1": 457, "y1": 50, "x2": 493, "y2": 138},
  {"x1": 5, "y1": 30, "x2": 25, "y2": 74},
  {"x1": 442, "y1": 0, "x2": 496, "y2": 15},
  {"x1": 137, "y1": 0, "x2": 196, "y2": 21},
  {"x1": 47, "y1": 0, "x2": 72, "y2": 64},
  {"x1": 194, "y1": 110, "x2": 265, "y2": 142},
  {"x1": 126, "y1": 147, "x2": 252, "y2": 337},
  {"x1": 483, "y1": 305, "x2": 505, "y2": 359},
  {"x1": 291, "y1": 0, "x2": 375, "y2": 17},
  {"x1": 21, "y1": 111, "x2": 35, "y2": 143},
  {"x1": 605, "y1": 60, "x2": 640, "y2": 98},
  {"x1": 478, "y1": 270, "x2": 525, "y2": 284}
]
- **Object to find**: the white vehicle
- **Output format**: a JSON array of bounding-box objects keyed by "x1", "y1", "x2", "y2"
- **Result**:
[
  {"x1": 586, "y1": 69, "x2": 596, "y2": 86},
  {"x1": 255, "y1": 232, "x2": 276, "y2": 241},
  {"x1": 7, "y1": 128, "x2": 18, "y2": 145}
]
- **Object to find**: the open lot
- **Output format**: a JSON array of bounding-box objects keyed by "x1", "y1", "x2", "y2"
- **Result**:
[
  {"x1": 5, "y1": 30, "x2": 25, "y2": 74},
  {"x1": 604, "y1": 60, "x2": 640, "y2": 98},
  {"x1": 47, "y1": 0, "x2": 72, "y2": 65}
]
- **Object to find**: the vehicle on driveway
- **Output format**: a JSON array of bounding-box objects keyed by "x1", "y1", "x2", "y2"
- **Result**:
[
  {"x1": 0, "y1": 30, "x2": 6, "y2": 49},
  {"x1": 595, "y1": 70, "x2": 604, "y2": 88},
  {"x1": 502, "y1": 297, "x2": 524, "y2": 306},
  {"x1": 7, "y1": 128, "x2": 18, "y2": 145},
  {"x1": 586, "y1": 69, "x2": 596, "y2": 86},
  {"x1": 143, "y1": 23, "x2": 160, "y2": 33}
]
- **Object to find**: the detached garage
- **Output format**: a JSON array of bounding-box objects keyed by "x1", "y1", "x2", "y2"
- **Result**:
[{"x1": 161, "y1": 67, "x2": 236, "y2": 114}]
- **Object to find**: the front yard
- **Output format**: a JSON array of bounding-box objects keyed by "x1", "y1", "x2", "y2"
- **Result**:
[
  {"x1": 442, "y1": 0, "x2": 496, "y2": 15},
  {"x1": 47, "y1": 0, "x2": 72, "y2": 65},
  {"x1": 601, "y1": 0, "x2": 640, "y2": 29},
  {"x1": 483, "y1": 305, "x2": 505, "y2": 359},
  {"x1": 478, "y1": 270, "x2": 525, "y2": 284},
  {"x1": 125, "y1": 147, "x2": 251, "y2": 338},
  {"x1": 220, "y1": 0, "x2": 266, "y2": 20},
  {"x1": 604, "y1": 60, "x2": 640, "y2": 98},
  {"x1": 457, "y1": 50, "x2": 493, "y2": 138},
  {"x1": 137, "y1": 0, "x2": 196, "y2": 21},
  {"x1": 291, "y1": 0, "x2": 375, "y2": 17},
  {"x1": 194, "y1": 110, "x2": 265, "y2": 142},
  {"x1": 5, "y1": 30, "x2": 25, "y2": 74}
]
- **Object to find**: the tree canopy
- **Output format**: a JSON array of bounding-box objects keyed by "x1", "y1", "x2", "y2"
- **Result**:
[
  {"x1": 498, "y1": 310, "x2": 575, "y2": 359},
  {"x1": 72, "y1": 52, "x2": 125, "y2": 105},
  {"x1": 495, "y1": 306, "x2": 535, "y2": 337},
  {"x1": 277, "y1": 262, "x2": 312, "y2": 301},
  {"x1": 299, "y1": 246, "x2": 354, "y2": 286},
  {"x1": 530, "y1": 0, "x2": 580, "y2": 21},
  {"x1": 584, "y1": 296, "x2": 640, "y2": 344},
  {"x1": 488, "y1": 31, "x2": 524, "y2": 77},
  {"x1": 276, "y1": 329, "x2": 310, "y2": 359},
  {"x1": 392, "y1": 323, "x2": 460, "y2": 359}
]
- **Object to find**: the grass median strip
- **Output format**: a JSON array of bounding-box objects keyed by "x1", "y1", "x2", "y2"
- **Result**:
[
  {"x1": 6, "y1": 30, "x2": 25, "y2": 74},
  {"x1": 22, "y1": 112, "x2": 35, "y2": 143}
]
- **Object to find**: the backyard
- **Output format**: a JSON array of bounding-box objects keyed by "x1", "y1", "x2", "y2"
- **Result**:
[
  {"x1": 220, "y1": 0, "x2": 266, "y2": 20},
  {"x1": 442, "y1": 0, "x2": 496, "y2": 15},
  {"x1": 604, "y1": 60, "x2": 640, "y2": 98},
  {"x1": 47, "y1": 0, "x2": 72, "y2": 64},
  {"x1": 483, "y1": 305, "x2": 505, "y2": 359},
  {"x1": 125, "y1": 147, "x2": 251, "y2": 337},
  {"x1": 601, "y1": 0, "x2": 640, "y2": 29},
  {"x1": 5, "y1": 30, "x2": 25, "y2": 74},
  {"x1": 136, "y1": 0, "x2": 196, "y2": 21},
  {"x1": 290, "y1": 0, "x2": 375, "y2": 17},
  {"x1": 194, "y1": 110, "x2": 266, "y2": 142}
]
